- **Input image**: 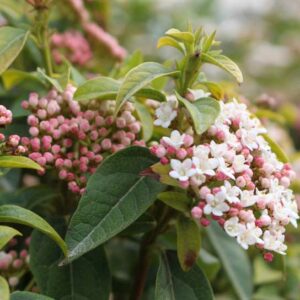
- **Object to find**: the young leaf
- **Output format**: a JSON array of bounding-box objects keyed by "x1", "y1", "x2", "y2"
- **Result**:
[
  {"x1": 0, "y1": 225, "x2": 21, "y2": 249},
  {"x1": 165, "y1": 28, "x2": 195, "y2": 51},
  {"x1": 155, "y1": 251, "x2": 214, "y2": 300},
  {"x1": 0, "y1": 276, "x2": 9, "y2": 300},
  {"x1": 135, "y1": 88, "x2": 167, "y2": 102},
  {"x1": 206, "y1": 222, "x2": 253, "y2": 300},
  {"x1": 73, "y1": 77, "x2": 121, "y2": 102},
  {"x1": 176, "y1": 92, "x2": 220, "y2": 134},
  {"x1": 201, "y1": 52, "x2": 243, "y2": 84},
  {"x1": 10, "y1": 292, "x2": 54, "y2": 300},
  {"x1": 195, "y1": 81, "x2": 224, "y2": 99},
  {"x1": 37, "y1": 68, "x2": 63, "y2": 93},
  {"x1": 0, "y1": 205, "x2": 67, "y2": 256},
  {"x1": 202, "y1": 31, "x2": 216, "y2": 52},
  {"x1": 115, "y1": 62, "x2": 179, "y2": 114},
  {"x1": 157, "y1": 191, "x2": 190, "y2": 212},
  {"x1": 176, "y1": 216, "x2": 201, "y2": 271},
  {"x1": 0, "y1": 156, "x2": 43, "y2": 171},
  {"x1": 30, "y1": 221, "x2": 111, "y2": 300},
  {"x1": 134, "y1": 101, "x2": 153, "y2": 141},
  {"x1": 261, "y1": 134, "x2": 289, "y2": 163},
  {"x1": 157, "y1": 36, "x2": 185, "y2": 54},
  {"x1": 65, "y1": 146, "x2": 165, "y2": 262},
  {"x1": 0, "y1": 27, "x2": 29, "y2": 75}
]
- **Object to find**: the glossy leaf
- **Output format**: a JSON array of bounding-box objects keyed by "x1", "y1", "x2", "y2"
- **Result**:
[
  {"x1": 65, "y1": 146, "x2": 165, "y2": 262},
  {"x1": 30, "y1": 221, "x2": 111, "y2": 300},
  {"x1": 0, "y1": 205, "x2": 67, "y2": 256},
  {"x1": 10, "y1": 292, "x2": 54, "y2": 300},
  {"x1": 176, "y1": 92, "x2": 220, "y2": 134},
  {"x1": 155, "y1": 251, "x2": 214, "y2": 300},
  {"x1": 157, "y1": 36, "x2": 185, "y2": 54},
  {"x1": 202, "y1": 52, "x2": 243, "y2": 84},
  {"x1": 0, "y1": 276, "x2": 9, "y2": 300},
  {"x1": 115, "y1": 62, "x2": 179, "y2": 114},
  {"x1": 0, "y1": 156, "x2": 43, "y2": 171},
  {"x1": 134, "y1": 101, "x2": 153, "y2": 141},
  {"x1": 0, "y1": 27, "x2": 29, "y2": 75},
  {"x1": 262, "y1": 134, "x2": 289, "y2": 163},
  {"x1": 207, "y1": 222, "x2": 253, "y2": 300},
  {"x1": 0, "y1": 225, "x2": 21, "y2": 249},
  {"x1": 74, "y1": 76, "x2": 120, "y2": 102},
  {"x1": 176, "y1": 216, "x2": 201, "y2": 271},
  {"x1": 157, "y1": 191, "x2": 190, "y2": 212}
]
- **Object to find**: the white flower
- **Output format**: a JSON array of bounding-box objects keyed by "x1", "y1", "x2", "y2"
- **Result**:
[
  {"x1": 154, "y1": 99, "x2": 177, "y2": 128},
  {"x1": 216, "y1": 157, "x2": 235, "y2": 179},
  {"x1": 192, "y1": 156, "x2": 218, "y2": 176},
  {"x1": 169, "y1": 159, "x2": 196, "y2": 181},
  {"x1": 204, "y1": 191, "x2": 230, "y2": 216},
  {"x1": 232, "y1": 155, "x2": 249, "y2": 173},
  {"x1": 210, "y1": 141, "x2": 228, "y2": 158},
  {"x1": 224, "y1": 217, "x2": 244, "y2": 237},
  {"x1": 188, "y1": 88, "x2": 211, "y2": 100},
  {"x1": 240, "y1": 190, "x2": 256, "y2": 207},
  {"x1": 237, "y1": 222, "x2": 263, "y2": 249},
  {"x1": 221, "y1": 181, "x2": 241, "y2": 203},
  {"x1": 162, "y1": 130, "x2": 184, "y2": 149},
  {"x1": 263, "y1": 230, "x2": 287, "y2": 255}
]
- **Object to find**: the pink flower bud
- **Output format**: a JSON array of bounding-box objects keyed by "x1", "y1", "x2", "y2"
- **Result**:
[
  {"x1": 200, "y1": 218, "x2": 210, "y2": 227},
  {"x1": 8, "y1": 276, "x2": 19, "y2": 287},
  {"x1": 191, "y1": 207, "x2": 203, "y2": 219},
  {"x1": 29, "y1": 93, "x2": 39, "y2": 107},
  {"x1": 179, "y1": 180, "x2": 189, "y2": 189},
  {"x1": 12, "y1": 259, "x2": 23, "y2": 269},
  {"x1": 176, "y1": 148, "x2": 187, "y2": 160},
  {"x1": 263, "y1": 252, "x2": 273, "y2": 263},
  {"x1": 199, "y1": 186, "x2": 211, "y2": 199},
  {"x1": 183, "y1": 134, "x2": 194, "y2": 147},
  {"x1": 29, "y1": 127, "x2": 39, "y2": 137},
  {"x1": 37, "y1": 109, "x2": 47, "y2": 119},
  {"x1": 101, "y1": 138, "x2": 112, "y2": 150}
]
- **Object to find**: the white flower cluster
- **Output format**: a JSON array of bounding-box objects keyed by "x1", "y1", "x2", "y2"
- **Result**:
[{"x1": 151, "y1": 99, "x2": 298, "y2": 257}]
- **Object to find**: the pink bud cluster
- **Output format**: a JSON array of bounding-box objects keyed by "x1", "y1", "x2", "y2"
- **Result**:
[
  {"x1": 51, "y1": 31, "x2": 92, "y2": 66},
  {"x1": 0, "y1": 105, "x2": 12, "y2": 126},
  {"x1": 0, "y1": 237, "x2": 31, "y2": 288},
  {"x1": 151, "y1": 100, "x2": 299, "y2": 260},
  {"x1": 21, "y1": 84, "x2": 144, "y2": 194}
]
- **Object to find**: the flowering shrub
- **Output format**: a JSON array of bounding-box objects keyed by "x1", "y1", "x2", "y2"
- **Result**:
[{"x1": 0, "y1": 1, "x2": 298, "y2": 299}]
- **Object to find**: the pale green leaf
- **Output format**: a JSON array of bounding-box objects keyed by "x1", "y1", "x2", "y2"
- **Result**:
[
  {"x1": 176, "y1": 92, "x2": 220, "y2": 134},
  {"x1": 202, "y1": 52, "x2": 243, "y2": 83},
  {"x1": 115, "y1": 62, "x2": 179, "y2": 114},
  {"x1": 37, "y1": 68, "x2": 63, "y2": 93},
  {"x1": 0, "y1": 205, "x2": 67, "y2": 256},
  {"x1": 261, "y1": 134, "x2": 289, "y2": 163},
  {"x1": 134, "y1": 101, "x2": 153, "y2": 141},
  {"x1": 157, "y1": 36, "x2": 185, "y2": 54},
  {"x1": 0, "y1": 27, "x2": 29, "y2": 75},
  {"x1": 0, "y1": 225, "x2": 21, "y2": 249},
  {"x1": 157, "y1": 191, "x2": 190, "y2": 212},
  {"x1": 165, "y1": 28, "x2": 195, "y2": 45},
  {"x1": 0, "y1": 276, "x2": 9, "y2": 300},
  {"x1": 0, "y1": 156, "x2": 43, "y2": 171}
]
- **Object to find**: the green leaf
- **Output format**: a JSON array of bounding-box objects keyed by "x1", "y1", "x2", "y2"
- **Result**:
[
  {"x1": 0, "y1": 225, "x2": 21, "y2": 249},
  {"x1": 133, "y1": 101, "x2": 153, "y2": 141},
  {"x1": 157, "y1": 191, "x2": 190, "y2": 212},
  {"x1": 0, "y1": 27, "x2": 29, "y2": 75},
  {"x1": 254, "y1": 257, "x2": 282, "y2": 285},
  {"x1": 73, "y1": 77, "x2": 120, "y2": 102},
  {"x1": 121, "y1": 213, "x2": 157, "y2": 236},
  {"x1": 155, "y1": 251, "x2": 214, "y2": 300},
  {"x1": 115, "y1": 62, "x2": 179, "y2": 114},
  {"x1": 10, "y1": 292, "x2": 54, "y2": 300},
  {"x1": 261, "y1": 134, "x2": 289, "y2": 163},
  {"x1": 197, "y1": 249, "x2": 220, "y2": 281},
  {"x1": 65, "y1": 146, "x2": 165, "y2": 262},
  {"x1": 0, "y1": 156, "x2": 43, "y2": 171},
  {"x1": 202, "y1": 31, "x2": 216, "y2": 52},
  {"x1": 30, "y1": 220, "x2": 111, "y2": 300},
  {"x1": 176, "y1": 216, "x2": 201, "y2": 271},
  {"x1": 165, "y1": 28, "x2": 195, "y2": 49},
  {"x1": 37, "y1": 68, "x2": 63, "y2": 93},
  {"x1": 135, "y1": 88, "x2": 167, "y2": 102},
  {"x1": 1, "y1": 69, "x2": 44, "y2": 90},
  {"x1": 176, "y1": 92, "x2": 220, "y2": 134},
  {"x1": 0, "y1": 205, "x2": 67, "y2": 256},
  {"x1": 202, "y1": 52, "x2": 243, "y2": 84},
  {"x1": 0, "y1": 276, "x2": 9, "y2": 300},
  {"x1": 157, "y1": 36, "x2": 185, "y2": 54},
  {"x1": 206, "y1": 222, "x2": 253, "y2": 300},
  {"x1": 195, "y1": 81, "x2": 224, "y2": 99},
  {"x1": 255, "y1": 109, "x2": 286, "y2": 125},
  {"x1": 116, "y1": 49, "x2": 143, "y2": 78}
]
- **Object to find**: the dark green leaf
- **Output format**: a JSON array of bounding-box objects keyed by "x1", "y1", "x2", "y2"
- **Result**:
[
  {"x1": 65, "y1": 146, "x2": 165, "y2": 262},
  {"x1": 176, "y1": 92, "x2": 220, "y2": 134},
  {"x1": 155, "y1": 251, "x2": 214, "y2": 300},
  {"x1": 121, "y1": 213, "x2": 157, "y2": 236},
  {"x1": 134, "y1": 101, "x2": 153, "y2": 141},
  {"x1": 157, "y1": 191, "x2": 190, "y2": 212},
  {"x1": 0, "y1": 27, "x2": 29, "y2": 74},
  {"x1": 115, "y1": 62, "x2": 179, "y2": 114},
  {"x1": 176, "y1": 216, "x2": 201, "y2": 271},
  {"x1": 30, "y1": 220, "x2": 111, "y2": 300},
  {"x1": 0, "y1": 225, "x2": 21, "y2": 249},
  {"x1": 0, "y1": 205, "x2": 67, "y2": 256},
  {"x1": 0, "y1": 156, "x2": 43, "y2": 171},
  {"x1": 10, "y1": 292, "x2": 54, "y2": 300},
  {"x1": 207, "y1": 222, "x2": 252, "y2": 300}
]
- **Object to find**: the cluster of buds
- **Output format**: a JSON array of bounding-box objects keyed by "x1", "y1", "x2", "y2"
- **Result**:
[
  {"x1": 21, "y1": 84, "x2": 144, "y2": 194},
  {"x1": 151, "y1": 98, "x2": 299, "y2": 260},
  {"x1": 51, "y1": 31, "x2": 93, "y2": 66},
  {"x1": 0, "y1": 237, "x2": 31, "y2": 288}
]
